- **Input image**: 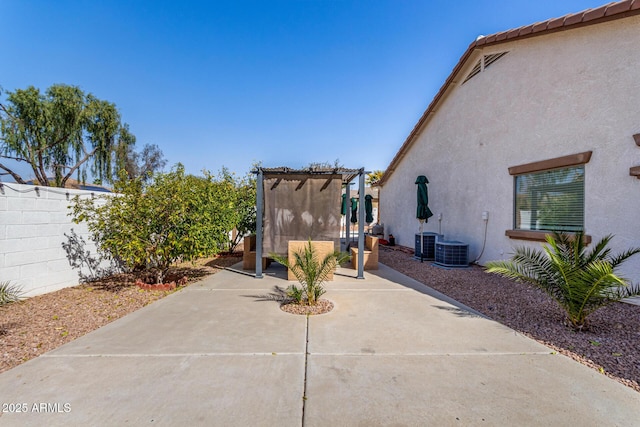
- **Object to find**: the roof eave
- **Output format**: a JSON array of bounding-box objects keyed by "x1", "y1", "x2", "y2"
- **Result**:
[{"x1": 377, "y1": 1, "x2": 640, "y2": 187}]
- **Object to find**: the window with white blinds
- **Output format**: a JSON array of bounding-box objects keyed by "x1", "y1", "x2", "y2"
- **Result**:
[{"x1": 514, "y1": 166, "x2": 584, "y2": 232}]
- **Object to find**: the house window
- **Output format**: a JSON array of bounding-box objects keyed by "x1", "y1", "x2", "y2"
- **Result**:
[
  {"x1": 514, "y1": 166, "x2": 584, "y2": 232},
  {"x1": 506, "y1": 151, "x2": 592, "y2": 242}
]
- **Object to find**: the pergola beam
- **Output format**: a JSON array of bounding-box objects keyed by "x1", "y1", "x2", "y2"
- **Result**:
[
  {"x1": 270, "y1": 178, "x2": 282, "y2": 190},
  {"x1": 295, "y1": 178, "x2": 308, "y2": 191},
  {"x1": 320, "y1": 176, "x2": 336, "y2": 192}
]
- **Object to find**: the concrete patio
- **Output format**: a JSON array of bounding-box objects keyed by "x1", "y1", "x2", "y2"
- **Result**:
[{"x1": 0, "y1": 262, "x2": 638, "y2": 426}]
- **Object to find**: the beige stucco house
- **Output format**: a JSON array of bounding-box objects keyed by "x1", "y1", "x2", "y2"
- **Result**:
[{"x1": 378, "y1": 1, "x2": 640, "y2": 279}]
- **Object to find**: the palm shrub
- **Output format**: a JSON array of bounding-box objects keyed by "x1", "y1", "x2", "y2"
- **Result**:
[
  {"x1": 271, "y1": 239, "x2": 350, "y2": 306},
  {"x1": 486, "y1": 232, "x2": 640, "y2": 330},
  {"x1": 0, "y1": 281, "x2": 24, "y2": 306}
]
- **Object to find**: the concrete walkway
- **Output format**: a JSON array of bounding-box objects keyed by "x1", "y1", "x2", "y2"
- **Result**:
[{"x1": 0, "y1": 263, "x2": 638, "y2": 426}]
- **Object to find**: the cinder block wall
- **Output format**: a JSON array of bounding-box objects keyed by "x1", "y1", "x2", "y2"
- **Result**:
[{"x1": 0, "y1": 183, "x2": 110, "y2": 296}]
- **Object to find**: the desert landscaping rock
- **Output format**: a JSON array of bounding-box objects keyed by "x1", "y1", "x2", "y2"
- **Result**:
[{"x1": 280, "y1": 299, "x2": 334, "y2": 315}]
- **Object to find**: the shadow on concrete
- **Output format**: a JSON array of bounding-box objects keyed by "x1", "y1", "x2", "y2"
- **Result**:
[
  {"x1": 432, "y1": 305, "x2": 484, "y2": 319},
  {"x1": 243, "y1": 285, "x2": 292, "y2": 304}
]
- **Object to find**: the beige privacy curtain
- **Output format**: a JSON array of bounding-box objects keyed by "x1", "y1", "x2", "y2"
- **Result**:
[{"x1": 263, "y1": 174, "x2": 342, "y2": 255}]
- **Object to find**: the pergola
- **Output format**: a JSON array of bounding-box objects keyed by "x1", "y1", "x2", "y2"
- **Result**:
[{"x1": 253, "y1": 166, "x2": 367, "y2": 279}]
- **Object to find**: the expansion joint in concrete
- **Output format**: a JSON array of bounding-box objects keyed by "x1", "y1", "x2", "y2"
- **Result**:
[{"x1": 301, "y1": 314, "x2": 310, "y2": 427}]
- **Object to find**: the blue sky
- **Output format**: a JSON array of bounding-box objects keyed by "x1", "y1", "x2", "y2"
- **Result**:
[{"x1": 0, "y1": 0, "x2": 607, "y2": 181}]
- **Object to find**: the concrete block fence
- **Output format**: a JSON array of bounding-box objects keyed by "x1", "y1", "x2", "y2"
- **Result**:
[{"x1": 0, "y1": 182, "x2": 111, "y2": 296}]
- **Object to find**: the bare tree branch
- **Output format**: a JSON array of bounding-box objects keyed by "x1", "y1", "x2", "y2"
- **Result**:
[
  {"x1": 0, "y1": 162, "x2": 27, "y2": 184},
  {"x1": 61, "y1": 146, "x2": 98, "y2": 188},
  {"x1": 0, "y1": 154, "x2": 29, "y2": 163}
]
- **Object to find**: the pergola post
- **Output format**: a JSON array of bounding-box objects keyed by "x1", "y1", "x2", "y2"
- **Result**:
[
  {"x1": 255, "y1": 168, "x2": 264, "y2": 279},
  {"x1": 357, "y1": 168, "x2": 365, "y2": 279}
]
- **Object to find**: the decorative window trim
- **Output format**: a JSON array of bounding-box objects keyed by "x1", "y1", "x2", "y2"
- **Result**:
[
  {"x1": 505, "y1": 229, "x2": 591, "y2": 244},
  {"x1": 507, "y1": 151, "x2": 592, "y2": 242},
  {"x1": 508, "y1": 151, "x2": 592, "y2": 175}
]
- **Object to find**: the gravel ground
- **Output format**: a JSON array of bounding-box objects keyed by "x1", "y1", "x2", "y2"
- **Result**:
[
  {"x1": 281, "y1": 299, "x2": 334, "y2": 315},
  {"x1": 379, "y1": 246, "x2": 640, "y2": 393},
  {"x1": 0, "y1": 254, "x2": 242, "y2": 374}
]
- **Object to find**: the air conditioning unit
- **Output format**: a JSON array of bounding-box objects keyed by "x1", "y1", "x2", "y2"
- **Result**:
[
  {"x1": 414, "y1": 232, "x2": 442, "y2": 261},
  {"x1": 434, "y1": 239, "x2": 469, "y2": 268}
]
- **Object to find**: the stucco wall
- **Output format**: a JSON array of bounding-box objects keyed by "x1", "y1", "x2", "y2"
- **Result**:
[
  {"x1": 0, "y1": 183, "x2": 110, "y2": 296},
  {"x1": 380, "y1": 15, "x2": 640, "y2": 280}
]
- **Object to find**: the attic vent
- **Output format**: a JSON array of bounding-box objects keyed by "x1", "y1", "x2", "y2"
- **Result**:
[{"x1": 462, "y1": 51, "x2": 508, "y2": 84}]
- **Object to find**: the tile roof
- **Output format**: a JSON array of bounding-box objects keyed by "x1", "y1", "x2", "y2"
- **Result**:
[
  {"x1": 378, "y1": 1, "x2": 640, "y2": 186},
  {"x1": 470, "y1": 0, "x2": 639, "y2": 48}
]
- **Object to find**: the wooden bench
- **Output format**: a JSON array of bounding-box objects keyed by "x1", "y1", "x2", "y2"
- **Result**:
[
  {"x1": 242, "y1": 235, "x2": 271, "y2": 270},
  {"x1": 350, "y1": 235, "x2": 379, "y2": 270}
]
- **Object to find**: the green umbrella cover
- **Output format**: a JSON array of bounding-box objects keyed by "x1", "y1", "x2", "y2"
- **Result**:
[
  {"x1": 341, "y1": 193, "x2": 347, "y2": 216},
  {"x1": 350, "y1": 197, "x2": 358, "y2": 223},
  {"x1": 415, "y1": 175, "x2": 433, "y2": 221},
  {"x1": 365, "y1": 194, "x2": 374, "y2": 223}
]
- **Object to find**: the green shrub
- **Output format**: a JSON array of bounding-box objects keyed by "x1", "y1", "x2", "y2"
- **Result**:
[
  {"x1": 71, "y1": 165, "x2": 239, "y2": 283},
  {"x1": 219, "y1": 168, "x2": 256, "y2": 253},
  {"x1": 486, "y1": 232, "x2": 640, "y2": 330},
  {"x1": 0, "y1": 281, "x2": 24, "y2": 306}
]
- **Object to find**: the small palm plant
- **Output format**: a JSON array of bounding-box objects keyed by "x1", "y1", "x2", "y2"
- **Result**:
[
  {"x1": 271, "y1": 240, "x2": 350, "y2": 306},
  {"x1": 486, "y1": 232, "x2": 640, "y2": 330},
  {"x1": 0, "y1": 281, "x2": 24, "y2": 306}
]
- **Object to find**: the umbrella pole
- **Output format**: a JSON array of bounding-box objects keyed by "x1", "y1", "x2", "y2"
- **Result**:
[{"x1": 419, "y1": 219, "x2": 425, "y2": 263}]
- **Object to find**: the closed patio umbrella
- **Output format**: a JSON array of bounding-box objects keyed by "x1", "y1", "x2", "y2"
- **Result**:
[
  {"x1": 350, "y1": 197, "x2": 358, "y2": 224},
  {"x1": 365, "y1": 194, "x2": 373, "y2": 224},
  {"x1": 340, "y1": 193, "x2": 349, "y2": 248},
  {"x1": 349, "y1": 197, "x2": 358, "y2": 244},
  {"x1": 416, "y1": 175, "x2": 433, "y2": 262}
]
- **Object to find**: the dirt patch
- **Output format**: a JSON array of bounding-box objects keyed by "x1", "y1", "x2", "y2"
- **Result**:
[{"x1": 0, "y1": 254, "x2": 241, "y2": 374}]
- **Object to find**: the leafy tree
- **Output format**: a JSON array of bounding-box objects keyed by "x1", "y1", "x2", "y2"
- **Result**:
[
  {"x1": 121, "y1": 143, "x2": 167, "y2": 183},
  {"x1": 270, "y1": 240, "x2": 350, "y2": 306},
  {"x1": 71, "y1": 164, "x2": 238, "y2": 283},
  {"x1": 226, "y1": 171, "x2": 257, "y2": 252},
  {"x1": 0, "y1": 84, "x2": 133, "y2": 187},
  {"x1": 366, "y1": 170, "x2": 384, "y2": 185},
  {"x1": 486, "y1": 232, "x2": 640, "y2": 330}
]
